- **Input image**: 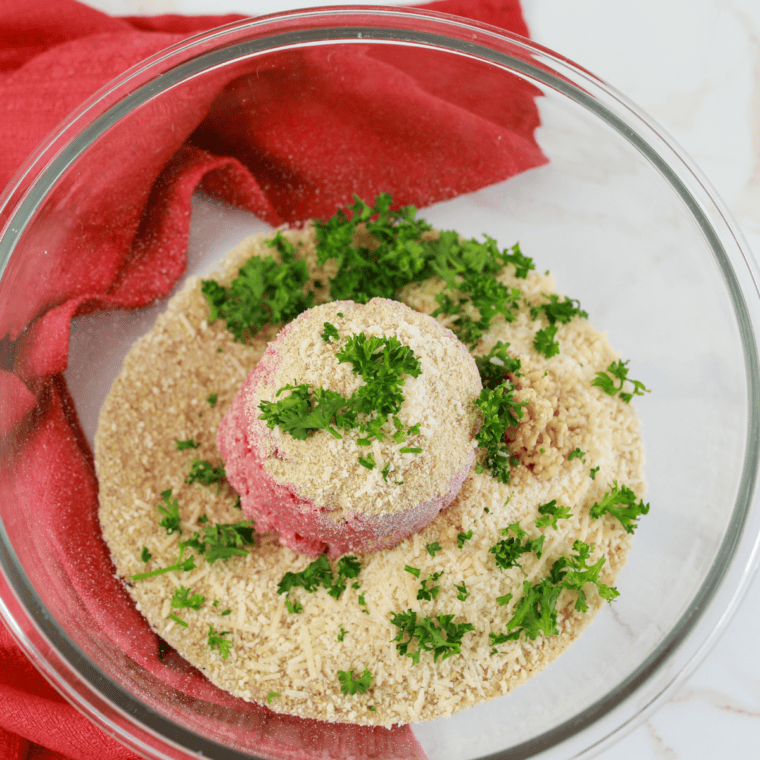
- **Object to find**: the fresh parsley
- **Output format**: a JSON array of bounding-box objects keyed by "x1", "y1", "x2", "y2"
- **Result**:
[
  {"x1": 475, "y1": 341, "x2": 522, "y2": 389},
  {"x1": 185, "y1": 459, "x2": 225, "y2": 486},
  {"x1": 591, "y1": 360, "x2": 650, "y2": 403},
  {"x1": 390, "y1": 610, "x2": 475, "y2": 664},
  {"x1": 535, "y1": 500, "x2": 572, "y2": 530},
  {"x1": 490, "y1": 540, "x2": 618, "y2": 647},
  {"x1": 206, "y1": 392, "x2": 218, "y2": 407},
  {"x1": 140, "y1": 546, "x2": 152, "y2": 563},
  {"x1": 207, "y1": 626, "x2": 232, "y2": 659},
  {"x1": 156, "y1": 489, "x2": 181, "y2": 535},
  {"x1": 533, "y1": 324, "x2": 559, "y2": 359},
  {"x1": 131, "y1": 546, "x2": 196, "y2": 581},
  {"x1": 277, "y1": 553, "x2": 361, "y2": 603},
  {"x1": 425, "y1": 541, "x2": 442, "y2": 557},
  {"x1": 474, "y1": 381, "x2": 527, "y2": 483},
  {"x1": 529, "y1": 293, "x2": 588, "y2": 325},
  {"x1": 321, "y1": 321, "x2": 340, "y2": 342},
  {"x1": 417, "y1": 571, "x2": 443, "y2": 602},
  {"x1": 337, "y1": 668, "x2": 374, "y2": 695},
  {"x1": 568, "y1": 447, "x2": 585, "y2": 461},
  {"x1": 201, "y1": 231, "x2": 314, "y2": 342},
  {"x1": 457, "y1": 530, "x2": 473, "y2": 548},
  {"x1": 589, "y1": 482, "x2": 650, "y2": 534},
  {"x1": 489, "y1": 522, "x2": 544, "y2": 572},
  {"x1": 455, "y1": 581, "x2": 469, "y2": 602},
  {"x1": 175, "y1": 439, "x2": 200, "y2": 451},
  {"x1": 171, "y1": 586, "x2": 205, "y2": 611}
]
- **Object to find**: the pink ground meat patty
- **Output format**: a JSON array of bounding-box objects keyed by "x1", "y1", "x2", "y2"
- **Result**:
[{"x1": 218, "y1": 298, "x2": 482, "y2": 557}]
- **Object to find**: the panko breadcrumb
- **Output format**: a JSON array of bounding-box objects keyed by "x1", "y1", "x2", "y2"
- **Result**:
[{"x1": 95, "y1": 224, "x2": 646, "y2": 727}]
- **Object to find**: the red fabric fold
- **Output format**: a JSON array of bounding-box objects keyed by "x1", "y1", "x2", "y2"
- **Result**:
[{"x1": 0, "y1": 1, "x2": 546, "y2": 758}]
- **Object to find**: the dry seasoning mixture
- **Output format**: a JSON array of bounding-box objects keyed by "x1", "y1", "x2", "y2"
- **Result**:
[{"x1": 95, "y1": 195, "x2": 649, "y2": 727}]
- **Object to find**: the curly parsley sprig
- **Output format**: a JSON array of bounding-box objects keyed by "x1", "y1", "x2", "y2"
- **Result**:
[
  {"x1": 592, "y1": 360, "x2": 650, "y2": 403},
  {"x1": 474, "y1": 380, "x2": 528, "y2": 483},
  {"x1": 590, "y1": 482, "x2": 650, "y2": 534}
]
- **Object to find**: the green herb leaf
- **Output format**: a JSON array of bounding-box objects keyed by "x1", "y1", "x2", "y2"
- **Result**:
[
  {"x1": 208, "y1": 626, "x2": 232, "y2": 658},
  {"x1": 529, "y1": 293, "x2": 588, "y2": 325},
  {"x1": 185, "y1": 459, "x2": 225, "y2": 486},
  {"x1": 417, "y1": 571, "x2": 443, "y2": 602},
  {"x1": 337, "y1": 668, "x2": 374, "y2": 695},
  {"x1": 140, "y1": 546, "x2": 152, "y2": 563},
  {"x1": 268, "y1": 691, "x2": 280, "y2": 704},
  {"x1": 474, "y1": 380, "x2": 527, "y2": 483},
  {"x1": 457, "y1": 530, "x2": 473, "y2": 548},
  {"x1": 201, "y1": 231, "x2": 314, "y2": 342},
  {"x1": 455, "y1": 581, "x2": 469, "y2": 602},
  {"x1": 206, "y1": 393, "x2": 218, "y2": 407},
  {"x1": 168, "y1": 613, "x2": 188, "y2": 627},
  {"x1": 175, "y1": 439, "x2": 200, "y2": 451},
  {"x1": 590, "y1": 466, "x2": 600, "y2": 480},
  {"x1": 156, "y1": 489, "x2": 181, "y2": 535},
  {"x1": 475, "y1": 341, "x2": 522, "y2": 389},
  {"x1": 589, "y1": 482, "x2": 650, "y2": 534},
  {"x1": 533, "y1": 324, "x2": 559, "y2": 358},
  {"x1": 535, "y1": 500, "x2": 572, "y2": 530},
  {"x1": 568, "y1": 447, "x2": 585, "y2": 461},
  {"x1": 489, "y1": 522, "x2": 544, "y2": 572},
  {"x1": 591, "y1": 360, "x2": 650, "y2": 403},
  {"x1": 425, "y1": 542, "x2": 442, "y2": 557},
  {"x1": 390, "y1": 610, "x2": 475, "y2": 664},
  {"x1": 321, "y1": 321, "x2": 340, "y2": 342},
  {"x1": 131, "y1": 547, "x2": 196, "y2": 581},
  {"x1": 171, "y1": 586, "x2": 205, "y2": 611}
]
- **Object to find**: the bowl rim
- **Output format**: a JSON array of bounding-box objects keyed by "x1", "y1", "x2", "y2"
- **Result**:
[{"x1": 0, "y1": 6, "x2": 759, "y2": 760}]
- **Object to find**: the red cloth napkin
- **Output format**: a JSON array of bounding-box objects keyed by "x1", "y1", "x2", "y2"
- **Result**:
[{"x1": 0, "y1": 1, "x2": 546, "y2": 759}]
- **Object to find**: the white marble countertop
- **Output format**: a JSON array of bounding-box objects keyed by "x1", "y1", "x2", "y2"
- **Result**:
[{"x1": 76, "y1": 1, "x2": 760, "y2": 758}]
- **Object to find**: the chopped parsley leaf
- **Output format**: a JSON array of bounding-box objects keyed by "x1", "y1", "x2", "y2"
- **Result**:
[
  {"x1": 490, "y1": 541, "x2": 618, "y2": 647},
  {"x1": 338, "y1": 626, "x2": 347, "y2": 642},
  {"x1": 206, "y1": 393, "x2": 218, "y2": 407},
  {"x1": 321, "y1": 321, "x2": 340, "y2": 341},
  {"x1": 589, "y1": 482, "x2": 649, "y2": 534},
  {"x1": 425, "y1": 541, "x2": 442, "y2": 557},
  {"x1": 533, "y1": 324, "x2": 559, "y2": 358},
  {"x1": 455, "y1": 581, "x2": 469, "y2": 602},
  {"x1": 267, "y1": 691, "x2": 280, "y2": 704},
  {"x1": 457, "y1": 530, "x2": 473, "y2": 548},
  {"x1": 131, "y1": 547, "x2": 196, "y2": 581},
  {"x1": 496, "y1": 593, "x2": 512, "y2": 606},
  {"x1": 529, "y1": 293, "x2": 588, "y2": 325},
  {"x1": 489, "y1": 522, "x2": 544, "y2": 572},
  {"x1": 590, "y1": 466, "x2": 600, "y2": 480},
  {"x1": 535, "y1": 500, "x2": 572, "y2": 530},
  {"x1": 404, "y1": 565, "x2": 421, "y2": 578},
  {"x1": 417, "y1": 571, "x2": 443, "y2": 602},
  {"x1": 591, "y1": 360, "x2": 650, "y2": 403},
  {"x1": 168, "y1": 613, "x2": 187, "y2": 627},
  {"x1": 475, "y1": 341, "x2": 522, "y2": 389},
  {"x1": 390, "y1": 610, "x2": 474, "y2": 664},
  {"x1": 358, "y1": 453, "x2": 376, "y2": 470},
  {"x1": 285, "y1": 598, "x2": 303, "y2": 614},
  {"x1": 207, "y1": 626, "x2": 232, "y2": 658},
  {"x1": 277, "y1": 553, "x2": 361, "y2": 603},
  {"x1": 337, "y1": 668, "x2": 374, "y2": 695},
  {"x1": 201, "y1": 231, "x2": 314, "y2": 342},
  {"x1": 568, "y1": 447, "x2": 585, "y2": 461},
  {"x1": 156, "y1": 489, "x2": 181, "y2": 535},
  {"x1": 140, "y1": 546, "x2": 152, "y2": 563},
  {"x1": 474, "y1": 380, "x2": 527, "y2": 483},
  {"x1": 185, "y1": 459, "x2": 225, "y2": 486},
  {"x1": 175, "y1": 439, "x2": 200, "y2": 451},
  {"x1": 171, "y1": 586, "x2": 205, "y2": 611},
  {"x1": 259, "y1": 383, "x2": 351, "y2": 441}
]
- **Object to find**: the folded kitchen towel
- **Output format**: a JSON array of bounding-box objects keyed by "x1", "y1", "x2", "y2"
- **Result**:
[{"x1": 0, "y1": 1, "x2": 546, "y2": 758}]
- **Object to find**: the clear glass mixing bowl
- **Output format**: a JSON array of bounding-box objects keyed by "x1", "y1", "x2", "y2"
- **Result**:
[{"x1": 0, "y1": 6, "x2": 759, "y2": 760}]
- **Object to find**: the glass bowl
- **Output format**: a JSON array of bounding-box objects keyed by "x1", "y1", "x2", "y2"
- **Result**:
[{"x1": 1, "y1": 6, "x2": 759, "y2": 760}]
